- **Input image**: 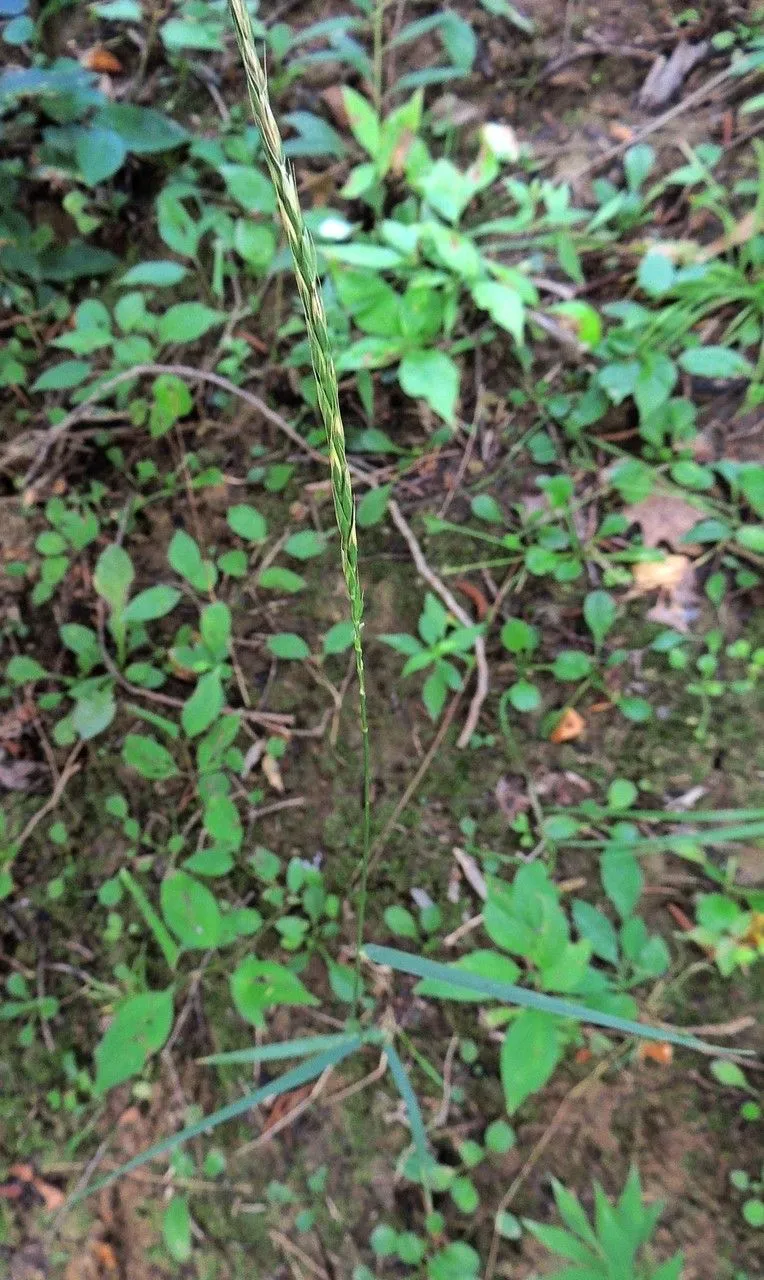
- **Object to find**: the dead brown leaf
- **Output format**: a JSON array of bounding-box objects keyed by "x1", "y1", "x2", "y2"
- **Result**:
[
  {"x1": 627, "y1": 553, "x2": 701, "y2": 633},
  {"x1": 0, "y1": 760, "x2": 47, "y2": 792},
  {"x1": 319, "y1": 86, "x2": 349, "y2": 130},
  {"x1": 549, "y1": 707, "x2": 586, "y2": 743},
  {"x1": 261, "y1": 753, "x2": 284, "y2": 792},
  {"x1": 637, "y1": 1041, "x2": 673, "y2": 1065},
  {"x1": 623, "y1": 494, "x2": 704, "y2": 551},
  {"x1": 495, "y1": 774, "x2": 530, "y2": 821}
]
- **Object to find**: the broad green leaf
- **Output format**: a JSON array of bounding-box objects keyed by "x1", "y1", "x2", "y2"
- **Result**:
[
  {"x1": 501, "y1": 617, "x2": 539, "y2": 654},
  {"x1": 572, "y1": 901, "x2": 619, "y2": 965},
  {"x1": 357, "y1": 483, "x2": 391, "y2": 527},
  {"x1": 234, "y1": 219, "x2": 276, "y2": 269},
  {"x1": 227, "y1": 504, "x2": 267, "y2": 542},
  {"x1": 399, "y1": 349, "x2": 459, "y2": 424},
  {"x1": 200, "y1": 602, "x2": 231, "y2": 660},
  {"x1": 740, "y1": 465, "x2": 764, "y2": 518},
  {"x1": 710, "y1": 1060, "x2": 749, "y2": 1089},
  {"x1": 122, "y1": 733, "x2": 179, "y2": 780},
  {"x1": 150, "y1": 374, "x2": 193, "y2": 436},
  {"x1": 267, "y1": 632, "x2": 310, "y2": 661},
  {"x1": 472, "y1": 281, "x2": 525, "y2": 342},
  {"x1": 94, "y1": 544, "x2": 134, "y2": 614},
  {"x1": 637, "y1": 250, "x2": 675, "y2": 297},
  {"x1": 384, "y1": 905, "x2": 419, "y2": 939},
  {"x1": 508, "y1": 680, "x2": 540, "y2": 712},
  {"x1": 501, "y1": 1009, "x2": 562, "y2": 1113},
  {"x1": 120, "y1": 260, "x2": 188, "y2": 287},
  {"x1": 427, "y1": 1242, "x2": 480, "y2": 1280},
  {"x1": 6, "y1": 655, "x2": 47, "y2": 684},
  {"x1": 92, "y1": 104, "x2": 187, "y2": 154},
  {"x1": 552, "y1": 650, "x2": 592, "y2": 681},
  {"x1": 168, "y1": 529, "x2": 203, "y2": 583},
  {"x1": 230, "y1": 958, "x2": 318, "y2": 1026},
  {"x1": 163, "y1": 1195, "x2": 192, "y2": 1263},
  {"x1": 583, "y1": 589, "x2": 616, "y2": 647},
  {"x1": 182, "y1": 670, "x2": 224, "y2": 737},
  {"x1": 31, "y1": 360, "x2": 92, "y2": 392},
  {"x1": 161, "y1": 871, "x2": 222, "y2": 949},
  {"x1": 157, "y1": 189, "x2": 200, "y2": 257},
  {"x1": 323, "y1": 619, "x2": 354, "y2": 655},
  {"x1": 157, "y1": 303, "x2": 225, "y2": 346},
  {"x1": 94, "y1": 988, "x2": 173, "y2": 1094},
  {"x1": 601, "y1": 847, "x2": 643, "y2": 919},
  {"x1": 123, "y1": 585, "x2": 181, "y2": 624},
  {"x1": 423, "y1": 669, "x2": 449, "y2": 720},
  {"x1": 607, "y1": 778, "x2": 637, "y2": 810},
  {"x1": 162, "y1": 16, "x2": 221, "y2": 51},
  {"x1": 76, "y1": 126, "x2": 127, "y2": 185},
  {"x1": 284, "y1": 530, "x2": 326, "y2": 560},
  {"x1": 323, "y1": 243, "x2": 403, "y2": 269},
  {"x1": 258, "y1": 566, "x2": 306, "y2": 593},
  {"x1": 203, "y1": 792, "x2": 242, "y2": 850},
  {"x1": 471, "y1": 494, "x2": 503, "y2": 523},
  {"x1": 341, "y1": 87, "x2": 381, "y2": 156},
  {"x1": 220, "y1": 164, "x2": 276, "y2": 213},
  {"x1": 679, "y1": 346, "x2": 753, "y2": 379},
  {"x1": 71, "y1": 687, "x2": 116, "y2": 740}
]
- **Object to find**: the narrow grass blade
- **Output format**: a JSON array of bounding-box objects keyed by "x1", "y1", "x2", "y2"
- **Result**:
[
  {"x1": 119, "y1": 868, "x2": 180, "y2": 969},
  {"x1": 384, "y1": 1041, "x2": 431, "y2": 1191},
  {"x1": 67, "y1": 1038, "x2": 362, "y2": 1204},
  {"x1": 365, "y1": 946, "x2": 749, "y2": 1056},
  {"x1": 605, "y1": 808, "x2": 764, "y2": 824},
  {"x1": 563, "y1": 821, "x2": 764, "y2": 849},
  {"x1": 200, "y1": 1032, "x2": 361, "y2": 1066}
]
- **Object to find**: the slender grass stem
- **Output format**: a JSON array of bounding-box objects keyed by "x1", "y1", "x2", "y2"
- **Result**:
[{"x1": 228, "y1": 0, "x2": 371, "y2": 1009}]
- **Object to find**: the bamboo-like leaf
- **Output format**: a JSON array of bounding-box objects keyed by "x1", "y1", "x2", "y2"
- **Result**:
[
  {"x1": 201, "y1": 1031, "x2": 365, "y2": 1066},
  {"x1": 68, "y1": 1039, "x2": 362, "y2": 1204},
  {"x1": 365, "y1": 946, "x2": 749, "y2": 1056},
  {"x1": 384, "y1": 1041, "x2": 431, "y2": 1189}
]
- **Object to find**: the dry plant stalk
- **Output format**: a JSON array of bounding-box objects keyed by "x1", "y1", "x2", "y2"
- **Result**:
[{"x1": 228, "y1": 0, "x2": 371, "y2": 984}]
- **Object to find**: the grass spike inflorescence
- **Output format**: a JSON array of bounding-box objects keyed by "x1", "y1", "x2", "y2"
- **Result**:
[{"x1": 228, "y1": 0, "x2": 371, "y2": 1002}]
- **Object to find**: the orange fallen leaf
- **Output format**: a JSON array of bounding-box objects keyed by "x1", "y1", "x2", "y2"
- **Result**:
[
  {"x1": 637, "y1": 1041, "x2": 673, "y2": 1065},
  {"x1": 81, "y1": 47, "x2": 123, "y2": 74},
  {"x1": 742, "y1": 911, "x2": 764, "y2": 948},
  {"x1": 93, "y1": 1242, "x2": 119, "y2": 1272},
  {"x1": 549, "y1": 707, "x2": 585, "y2": 743},
  {"x1": 631, "y1": 554, "x2": 692, "y2": 594},
  {"x1": 454, "y1": 578, "x2": 490, "y2": 620},
  {"x1": 609, "y1": 122, "x2": 635, "y2": 143}
]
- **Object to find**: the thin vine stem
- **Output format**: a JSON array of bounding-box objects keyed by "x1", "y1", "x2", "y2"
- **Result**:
[{"x1": 228, "y1": 0, "x2": 371, "y2": 1009}]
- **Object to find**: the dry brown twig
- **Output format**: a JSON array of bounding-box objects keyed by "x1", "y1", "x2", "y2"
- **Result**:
[{"x1": 13, "y1": 363, "x2": 372, "y2": 485}]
